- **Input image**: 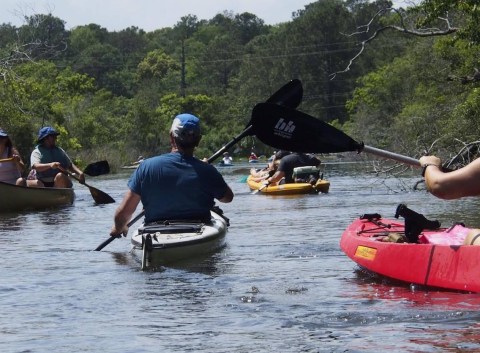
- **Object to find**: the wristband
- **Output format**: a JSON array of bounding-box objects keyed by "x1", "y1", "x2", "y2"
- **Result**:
[{"x1": 421, "y1": 164, "x2": 439, "y2": 177}]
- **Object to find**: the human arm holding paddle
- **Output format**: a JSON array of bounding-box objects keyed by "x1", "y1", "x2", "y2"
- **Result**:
[
  {"x1": 3, "y1": 147, "x2": 26, "y2": 174},
  {"x1": 421, "y1": 155, "x2": 480, "y2": 246},
  {"x1": 111, "y1": 190, "x2": 141, "y2": 237},
  {"x1": 110, "y1": 113, "x2": 233, "y2": 237},
  {"x1": 97, "y1": 79, "x2": 303, "y2": 251},
  {"x1": 0, "y1": 128, "x2": 27, "y2": 186},
  {"x1": 30, "y1": 127, "x2": 85, "y2": 188},
  {"x1": 264, "y1": 153, "x2": 320, "y2": 185},
  {"x1": 420, "y1": 156, "x2": 480, "y2": 200}
]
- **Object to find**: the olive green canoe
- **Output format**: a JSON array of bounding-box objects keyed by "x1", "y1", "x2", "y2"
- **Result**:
[{"x1": 0, "y1": 181, "x2": 75, "y2": 212}]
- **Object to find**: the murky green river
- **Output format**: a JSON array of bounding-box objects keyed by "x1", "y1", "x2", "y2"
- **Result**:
[{"x1": 2, "y1": 162, "x2": 480, "y2": 353}]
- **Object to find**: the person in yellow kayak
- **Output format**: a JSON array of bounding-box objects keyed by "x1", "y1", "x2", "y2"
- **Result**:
[
  {"x1": 0, "y1": 128, "x2": 27, "y2": 186},
  {"x1": 110, "y1": 113, "x2": 234, "y2": 237},
  {"x1": 249, "y1": 150, "x2": 291, "y2": 182},
  {"x1": 420, "y1": 155, "x2": 480, "y2": 245},
  {"x1": 29, "y1": 126, "x2": 85, "y2": 188},
  {"x1": 263, "y1": 152, "x2": 320, "y2": 186}
]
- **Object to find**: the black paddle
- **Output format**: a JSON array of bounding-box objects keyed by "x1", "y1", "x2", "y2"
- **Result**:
[
  {"x1": 94, "y1": 79, "x2": 304, "y2": 251},
  {"x1": 59, "y1": 166, "x2": 115, "y2": 204},
  {"x1": 251, "y1": 180, "x2": 270, "y2": 195},
  {"x1": 250, "y1": 103, "x2": 422, "y2": 167},
  {"x1": 94, "y1": 211, "x2": 145, "y2": 251},
  {"x1": 83, "y1": 160, "x2": 110, "y2": 177},
  {"x1": 207, "y1": 79, "x2": 303, "y2": 162}
]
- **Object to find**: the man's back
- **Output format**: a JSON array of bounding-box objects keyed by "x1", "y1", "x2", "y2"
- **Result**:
[
  {"x1": 278, "y1": 153, "x2": 320, "y2": 183},
  {"x1": 128, "y1": 152, "x2": 231, "y2": 223}
]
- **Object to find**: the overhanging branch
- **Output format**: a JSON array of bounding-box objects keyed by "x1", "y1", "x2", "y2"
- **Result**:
[{"x1": 330, "y1": 7, "x2": 458, "y2": 80}]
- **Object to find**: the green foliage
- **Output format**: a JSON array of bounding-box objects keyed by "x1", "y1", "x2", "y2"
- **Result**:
[
  {"x1": 137, "y1": 49, "x2": 179, "y2": 80},
  {"x1": 446, "y1": 88, "x2": 480, "y2": 142},
  {"x1": 1, "y1": 0, "x2": 479, "y2": 169},
  {"x1": 419, "y1": 0, "x2": 480, "y2": 44}
]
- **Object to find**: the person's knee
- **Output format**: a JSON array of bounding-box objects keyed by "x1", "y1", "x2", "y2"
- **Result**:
[
  {"x1": 464, "y1": 229, "x2": 480, "y2": 245},
  {"x1": 16, "y1": 177, "x2": 26, "y2": 187},
  {"x1": 27, "y1": 179, "x2": 44, "y2": 188},
  {"x1": 54, "y1": 173, "x2": 73, "y2": 188}
]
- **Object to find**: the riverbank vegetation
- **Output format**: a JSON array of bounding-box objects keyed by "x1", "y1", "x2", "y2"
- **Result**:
[{"x1": 1, "y1": 0, "x2": 478, "y2": 170}]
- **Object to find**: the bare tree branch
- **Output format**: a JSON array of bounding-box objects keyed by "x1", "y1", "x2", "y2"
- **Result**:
[
  {"x1": 447, "y1": 68, "x2": 480, "y2": 84},
  {"x1": 330, "y1": 7, "x2": 458, "y2": 80}
]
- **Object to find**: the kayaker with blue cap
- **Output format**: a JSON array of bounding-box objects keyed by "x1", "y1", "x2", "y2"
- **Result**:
[
  {"x1": 0, "y1": 127, "x2": 27, "y2": 186},
  {"x1": 110, "y1": 113, "x2": 234, "y2": 236},
  {"x1": 29, "y1": 126, "x2": 85, "y2": 188}
]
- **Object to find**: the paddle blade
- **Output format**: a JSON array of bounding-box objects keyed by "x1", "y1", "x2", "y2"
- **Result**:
[
  {"x1": 266, "y1": 79, "x2": 303, "y2": 108},
  {"x1": 207, "y1": 80, "x2": 303, "y2": 164},
  {"x1": 88, "y1": 184, "x2": 115, "y2": 204},
  {"x1": 251, "y1": 103, "x2": 362, "y2": 154},
  {"x1": 84, "y1": 160, "x2": 110, "y2": 176}
]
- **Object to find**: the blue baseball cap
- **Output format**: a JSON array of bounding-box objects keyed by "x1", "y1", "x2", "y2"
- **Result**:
[
  {"x1": 0, "y1": 128, "x2": 8, "y2": 137},
  {"x1": 38, "y1": 126, "x2": 60, "y2": 142},
  {"x1": 170, "y1": 114, "x2": 201, "y2": 139}
]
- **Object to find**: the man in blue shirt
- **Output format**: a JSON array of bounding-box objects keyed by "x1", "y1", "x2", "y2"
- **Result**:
[{"x1": 110, "y1": 113, "x2": 234, "y2": 236}]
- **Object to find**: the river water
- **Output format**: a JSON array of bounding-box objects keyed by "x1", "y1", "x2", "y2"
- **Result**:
[{"x1": 2, "y1": 161, "x2": 480, "y2": 353}]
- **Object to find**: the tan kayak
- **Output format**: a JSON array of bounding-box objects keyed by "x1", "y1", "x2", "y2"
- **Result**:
[{"x1": 0, "y1": 181, "x2": 74, "y2": 212}]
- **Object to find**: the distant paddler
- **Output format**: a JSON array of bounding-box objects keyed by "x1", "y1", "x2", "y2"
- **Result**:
[{"x1": 219, "y1": 152, "x2": 233, "y2": 166}]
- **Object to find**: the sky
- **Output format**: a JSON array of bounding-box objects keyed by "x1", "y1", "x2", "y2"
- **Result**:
[{"x1": 0, "y1": 0, "x2": 413, "y2": 32}]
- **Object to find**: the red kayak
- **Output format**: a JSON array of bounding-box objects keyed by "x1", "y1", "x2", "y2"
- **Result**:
[{"x1": 340, "y1": 204, "x2": 480, "y2": 293}]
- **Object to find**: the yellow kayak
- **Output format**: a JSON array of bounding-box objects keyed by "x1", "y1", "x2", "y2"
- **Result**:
[{"x1": 247, "y1": 175, "x2": 330, "y2": 195}]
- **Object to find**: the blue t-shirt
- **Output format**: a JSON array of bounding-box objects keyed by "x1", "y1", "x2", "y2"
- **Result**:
[{"x1": 128, "y1": 152, "x2": 230, "y2": 223}]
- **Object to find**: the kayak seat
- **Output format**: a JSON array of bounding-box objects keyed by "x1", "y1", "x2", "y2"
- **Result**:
[
  {"x1": 139, "y1": 220, "x2": 206, "y2": 235},
  {"x1": 395, "y1": 204, "x2": 441, "y2": 243},
  {"x1": 419, "y1": 222, "x2": 469, "y2": 245}
]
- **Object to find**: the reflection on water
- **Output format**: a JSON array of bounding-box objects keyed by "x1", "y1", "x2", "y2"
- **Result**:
[
  {"x1": 2, "y1": 164, "x2": 480, "y2": 352},
  {"x1": 351, "y1": 268, "x2": 480, "y2": 310},
  {"x1": 110, "y1": 245, "x2": 227, "y2": 276}
]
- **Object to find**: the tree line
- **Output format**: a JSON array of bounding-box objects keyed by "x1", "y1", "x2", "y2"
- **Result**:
[{"x1": 0, "y1": 0, "x2": 478, "y2": 170}]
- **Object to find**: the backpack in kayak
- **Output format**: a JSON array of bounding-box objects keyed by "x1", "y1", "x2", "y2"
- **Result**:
[{"x1": 292, "y1": 166, "x2": 320, "y2": 184}]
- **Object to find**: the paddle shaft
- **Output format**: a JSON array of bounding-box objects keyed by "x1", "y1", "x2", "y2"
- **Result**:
[
  {"x1": 362, "y1": 145, "x2": 420, "y2": 167},
  {"x1": 0, "y1": 158, "x2": 14, "y2": 163},
  {"x1": 68, "y1": 169, "x2": 92, "y2": 187},
  {"x1": 252, "y1": 181, "x2": 269, "y2": 194},
  {"x1": 94, "y1": 211, "x2": 146, "y2": 251},
  {"x1": 361, "y1": 146, "x2": 454, "y2": 172},
  {"x1": 208, "y1": 79, "x2": 303, "y2": 161},
  {"x1": 59, "y1": 166, "x2": 115, "y2": 204},
  {"x1": 208, "y1": 126, "x2": 253, "y2": 163}
]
